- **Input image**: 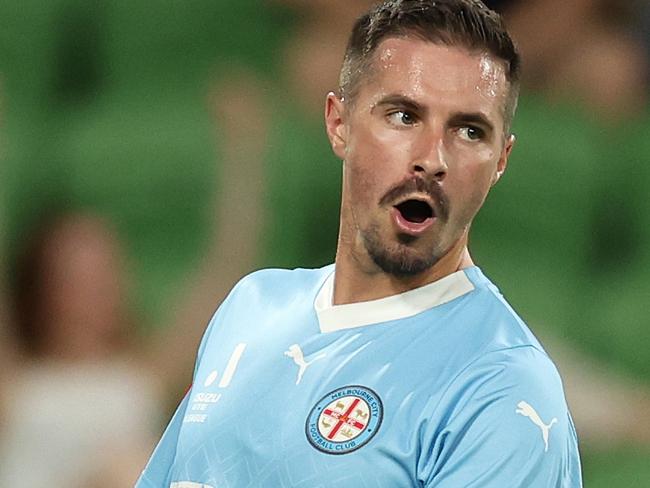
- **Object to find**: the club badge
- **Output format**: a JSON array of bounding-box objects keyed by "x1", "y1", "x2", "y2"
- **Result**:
[{"x1": 305, "y1": 385, "x2": 383, "y2": 455}]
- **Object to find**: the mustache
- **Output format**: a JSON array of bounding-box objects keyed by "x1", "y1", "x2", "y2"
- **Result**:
[{"x1": 379, "y1": 177, "x2": 449, "y2": 220}]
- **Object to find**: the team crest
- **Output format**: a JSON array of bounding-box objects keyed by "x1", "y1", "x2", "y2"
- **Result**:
[{"x1": 305, "y1": 385, "x2": 383, "y2": 455}]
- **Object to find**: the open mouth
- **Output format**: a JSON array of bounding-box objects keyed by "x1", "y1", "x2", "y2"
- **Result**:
[{"x1": 394, "y1": 199, "x2": 434, "y2": 224}]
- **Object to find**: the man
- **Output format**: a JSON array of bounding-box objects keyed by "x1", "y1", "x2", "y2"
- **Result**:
[{"x1": 137, "y1": 1, "x2": 582, "y2": 486}]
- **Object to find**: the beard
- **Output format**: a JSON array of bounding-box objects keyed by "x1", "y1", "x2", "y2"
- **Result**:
[
  {"x1": 360, "y1": 223, "x2": 441, "y2": 277},
  {"x1": 358, "y1": 176, "x2": 450, "y2": 277}
]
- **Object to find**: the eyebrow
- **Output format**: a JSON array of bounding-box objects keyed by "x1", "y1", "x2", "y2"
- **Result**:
[
  {"x1": 371, "y1": 94, "x2": 425, "y2": 115},
  {"x1": 448, "y1": 111, "x2": 495, "y2": 134},
  {"x1": 372, "y1": 95, "x2": 497, "y2": 134}
]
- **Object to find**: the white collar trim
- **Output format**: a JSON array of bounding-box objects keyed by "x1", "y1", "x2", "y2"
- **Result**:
[{"x1": 314, "y1": 268, "x2": 475, "y2": 333}]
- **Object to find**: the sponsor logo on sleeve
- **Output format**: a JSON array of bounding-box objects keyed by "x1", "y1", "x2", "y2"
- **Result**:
[
  {"x1": 516, "y1": 400, "x2": 558, "y2": 452},
  {"x1": 184, "y1": 343, "x2": 247, "y2": 424}
]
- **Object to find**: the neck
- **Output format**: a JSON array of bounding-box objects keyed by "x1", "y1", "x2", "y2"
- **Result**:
[{"x1": 332, "y1": 235, "x2": 473, "y2": 306}]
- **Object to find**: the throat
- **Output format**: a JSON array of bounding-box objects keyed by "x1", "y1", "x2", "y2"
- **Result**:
[{"x1": 332, "y1": 232, "x2": 473, "y2": 305}]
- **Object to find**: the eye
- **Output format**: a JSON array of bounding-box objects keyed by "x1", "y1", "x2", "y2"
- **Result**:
[
  {"x1": 457, "y1": 126, "x2": 485, "y2": 141},
  {"x1": 387, "y1": 110, "x2": 417, "y2": 127}
]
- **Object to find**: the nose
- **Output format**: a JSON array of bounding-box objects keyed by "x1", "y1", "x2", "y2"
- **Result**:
[{"x1": 411, "y1": 131, "x2": 448, "y2": 181}]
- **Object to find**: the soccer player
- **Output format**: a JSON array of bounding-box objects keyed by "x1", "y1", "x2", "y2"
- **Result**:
[{"x1": 137, "y1": 0, "x2": 582, "y2": 486}]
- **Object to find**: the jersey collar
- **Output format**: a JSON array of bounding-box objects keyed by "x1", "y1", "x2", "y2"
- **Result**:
[{"x1": 314, "y1": 268, "x2": 476, "y2": 333}]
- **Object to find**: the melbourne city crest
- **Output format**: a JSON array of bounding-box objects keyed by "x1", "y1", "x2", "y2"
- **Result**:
[{"x1": 305, "y1": 385, "x2": 383, "y2": 455}]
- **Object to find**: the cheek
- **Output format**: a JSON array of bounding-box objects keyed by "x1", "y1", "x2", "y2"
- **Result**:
[
  {"x1": 450, "y1": 156, "x2": 498, "y2": 217},
  {"x1": 347, "y1": 160, "x2": 381, "y2": 212},
  {"x1": 346, "y1": 128, "x2": 404, "y2": 204}
]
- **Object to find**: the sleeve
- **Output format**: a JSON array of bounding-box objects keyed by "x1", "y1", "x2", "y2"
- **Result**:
[
  {"x1": 418, "y1": 346, "x2": 583, "y2": 488},
  {"x1": 135, "y1": 392, "x2": 191, "y2": 488},
  {"x1": 136, "y1": 275, "x2": 250, "y2": 487}
]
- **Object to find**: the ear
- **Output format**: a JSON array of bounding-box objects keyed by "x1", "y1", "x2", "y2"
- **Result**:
[
  {"x1": 492, "y1": 133, "x2": 515, "y2": 186},
  {"x1": 325, "y1": 92, "x2": 348, "y2": 160}
]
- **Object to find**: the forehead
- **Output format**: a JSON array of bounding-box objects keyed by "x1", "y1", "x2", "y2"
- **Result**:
[{"x1": 360, "y1": 37, "x2": 509, "y2": 119}]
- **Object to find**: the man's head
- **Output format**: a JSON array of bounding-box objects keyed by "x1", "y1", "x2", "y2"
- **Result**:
[
  {"x1": 326, "y1": 0, "x2": 519, "y2": 280},
  {"x1": 339, "y1": 0, "x2": 520, "y2": 131}
]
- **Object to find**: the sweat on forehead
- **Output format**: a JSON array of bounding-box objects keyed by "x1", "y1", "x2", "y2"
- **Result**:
[
  {"x1": 365, "y1": 39, "x2": 510, "y2": 125},
  {"x1": 344, "y1": 37, "x2": 512, "y2": 126},
  {"x1": 338, "y1": 0, "x2": 520, "y2": 123},
  {"x1": 370, "y1": 37, "x2": 507, "y2": 87}
]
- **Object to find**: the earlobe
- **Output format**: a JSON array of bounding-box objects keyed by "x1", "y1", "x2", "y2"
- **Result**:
[
  {"x1": 324, "y1": 92, "x2": 347, "y2": 160},
  {"x1": 492, "y1": 133, "x2": 515, "y2": 186}
]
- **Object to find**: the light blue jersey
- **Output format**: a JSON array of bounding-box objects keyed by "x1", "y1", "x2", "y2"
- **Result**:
[{"x1": 137, "y1": 266, "x2": 582, "y2": 487}]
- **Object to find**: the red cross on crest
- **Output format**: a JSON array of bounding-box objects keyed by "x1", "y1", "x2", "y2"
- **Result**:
[{"x1": 318, "y1": 396, "x2": 371, "y2": 442}]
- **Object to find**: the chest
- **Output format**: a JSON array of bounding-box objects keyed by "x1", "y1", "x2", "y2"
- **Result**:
[{"x1": 171, "y1": 309, "x2": 455, "y2": 487}]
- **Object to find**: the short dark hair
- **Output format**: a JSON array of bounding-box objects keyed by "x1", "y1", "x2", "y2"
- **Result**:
[{"x1": 339, "y1": 0, "x2": 521, "y2": 130}]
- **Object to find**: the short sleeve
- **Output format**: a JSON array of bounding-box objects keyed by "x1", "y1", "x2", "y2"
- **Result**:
[
  {"x1": 418, "y1": 346, "x2": 582, "y2": 487},
  {"x1": 135, "y1": 392, "x2": 190, "y2": 487},
  {"x1": 136, "y1": 274, "x2": 250, "y2": 487}
]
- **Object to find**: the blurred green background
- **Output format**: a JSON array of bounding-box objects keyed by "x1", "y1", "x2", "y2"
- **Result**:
[{"x1": 0, "y1": 0, "x2": 649, "y2": 485}]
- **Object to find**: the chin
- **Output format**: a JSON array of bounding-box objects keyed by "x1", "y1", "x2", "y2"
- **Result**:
[
  {"x1": 359, "y1": 221, "x2": 447, "y2": 277},
  {"x1": 367, "y1": 240, "x2": 440, "y2": 277}
]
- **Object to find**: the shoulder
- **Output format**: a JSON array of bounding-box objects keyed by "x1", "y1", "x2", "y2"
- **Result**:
[
  {"x1": 418, "y1": 346, "x2": 581, "y2": 486},
  {"x1": 443, "y1": 270, "x2": 567, "y2": 435},
  {"x1": 199, "y1": 264, "x2": 332, "y2": 336},
  {"x1": 458, "y1": 267, "x2": 548, "y2": 354},
  {"x1": 230, "y1": 265, "x2": 333, "y2": 297},
  {"x1": 450, "y1": 345, "x2": 566, "y2": 417},
  {"x1": 430, "y1": 341, "x2": 568, "y2": 436},
  {"x1": 421, "y1": 345, "x2": 580, "y2": 485},
  {"x1": 192, "y1": 265, "x2": 333, "y2": 374},
  {"x1": 415, "y1": 270, "x2": 582, "y2": 486}
]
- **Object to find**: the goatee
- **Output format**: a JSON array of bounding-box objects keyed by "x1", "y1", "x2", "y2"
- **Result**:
[{"x1": 361, "y1": 224, "x2": 440, "y2": 277}]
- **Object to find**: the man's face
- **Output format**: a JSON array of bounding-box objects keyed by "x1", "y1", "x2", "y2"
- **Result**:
[{"x1": 326, "y1": 37, "x2": 514, "y2": 276}]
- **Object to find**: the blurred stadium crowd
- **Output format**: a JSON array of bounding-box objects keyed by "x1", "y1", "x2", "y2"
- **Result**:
[{"x1": 0, "y1": 0, "x2": 649, "y2": 486}]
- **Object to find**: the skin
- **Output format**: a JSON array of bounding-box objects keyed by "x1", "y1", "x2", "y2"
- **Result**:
[
  {"x1": 37, "y1": 216, "x2": 128, "y2": 361},
  {"x1": 325, "y1": 38, "x2": 515, "y2": 305}
]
